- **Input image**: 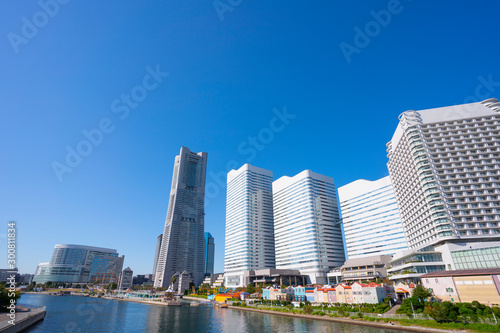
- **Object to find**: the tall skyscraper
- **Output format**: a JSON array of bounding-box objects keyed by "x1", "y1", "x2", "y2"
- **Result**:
[
  {"x1": 224, "y1": 164, "x2": 275, "y2": 288},
  {"x1": 152, "y1": 234, "x2": 162, "y2": 278},
  {"x1": 273, "y1": 170, "x2": 345, "y2": 284},
  {"x1": 154, "y1": 147, "x2": 208, "y2": 287},
  {"x1": 204, "y1": 232, "x2": 215, "y2": 275},
  {"x1": 338, "y1": 176, "x2": 408, "y2": 259},
  {"x1": 386, "y1": 99, "x2": 500, "y2": 269}
]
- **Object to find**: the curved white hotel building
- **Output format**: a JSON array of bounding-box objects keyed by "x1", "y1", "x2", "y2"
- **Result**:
[
  {"x1": 386, "y1": 99, "x2": 500, "y2": 274},
  {"x1": 273, "y1": 170, "x2": 345, "y2": 284},
  {"x1": 224, "y1": 164, "x2": 276, "y2": 288},
  {"x1": 338, "y1": 176, "x2": 408, "y2": 259}
]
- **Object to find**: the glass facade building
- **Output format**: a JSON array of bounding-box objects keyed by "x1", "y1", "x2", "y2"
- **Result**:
[
  {"x1": 88, "y1": 254, "x2": 124, "y2": 284},
  {"x1": 204, "y1": 232, "x2": 215, "y2": 275},
  {"x1": 273, "y1": 170, "x2": 345, "y2": 284},
  {"x1": 224, "y1": 164, "x2": 275, "y2": 288},
  {"x1": 34, "y1": 244, "x2": 123, "y2": 284},
  {"x1": 154, "y1": 147, "x2": 207, "y2": 287},
  {"x1": 338, "y1": 176, "x2": 408, "y2": 259}
]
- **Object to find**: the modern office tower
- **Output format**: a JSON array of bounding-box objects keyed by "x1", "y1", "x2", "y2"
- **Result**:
[
  {"x1": 33, "y1": 244, "x2": 123, "y2": 284},
  {"x1": 154, "y1": 147, "x2": 208, "y2": 288},
  {"x1": 338, "y1": 176, "x2": 408, "y2": 259},
  {"x1": 118, "y1": 267, "x2": 133, "y2": 290},
  {"x1": 386, "y1": 99, "x2": 500, "y2": 270},
  {"x1": 152, "y1": 234, "x2": 162, "y2": 278},
  {"x1": 224, "y1": 164, "x2": 275, "y2": 288},
  {"x1": 204, "y1": 232, "x2": 215, "y2": 275},
  {"x1": 273, "y1": 170, "x2": 345, "y2": 284}
]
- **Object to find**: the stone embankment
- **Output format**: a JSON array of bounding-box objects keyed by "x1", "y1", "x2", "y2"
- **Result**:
[
  {"x1": 0, "y1": 307, "x2": 46, "y2": 333},
  {"x1": 228, "y1": 306, "x2": 462, "y2": 333}
]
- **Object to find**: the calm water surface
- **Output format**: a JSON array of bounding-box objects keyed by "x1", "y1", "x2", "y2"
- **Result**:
[{"x1": 21, "y1": 294, "x2": 405, "y2": 333}]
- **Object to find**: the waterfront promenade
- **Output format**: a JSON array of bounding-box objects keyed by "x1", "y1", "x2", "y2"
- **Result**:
[
  {"x1": 0, "y1": 306, "x2": 46, "y2": 333},
  {"x1": 225, "y1": 305, "x2": 457, "y2": 333}
]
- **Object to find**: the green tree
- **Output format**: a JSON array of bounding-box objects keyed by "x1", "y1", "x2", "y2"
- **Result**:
[
  {"x1": 45, "y1": 281, "x2": 53, "y2": 288},
  {"x1": 0, "y1": 287, "x2": 21, "y2": 312},
  {"x1": 397, "y1": 285, "x2": 433, "y2": 317},
  {"x1": 246, "y1": 284, "x2": 256, "y2": 294},
  {"x1": 425, "y1": 301, "x2": 459, "y2": 323}
]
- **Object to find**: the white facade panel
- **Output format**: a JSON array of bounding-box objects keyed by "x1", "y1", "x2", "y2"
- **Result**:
[
  {"x1": 224, "y1": 164, "x2": 275, "y2": 288},
  {"x1": 339, "y1": 176, "x2": 408, "y2": 259},
  {"x1": 273, "y1": 170, "x2": 345, "y2": 284}
]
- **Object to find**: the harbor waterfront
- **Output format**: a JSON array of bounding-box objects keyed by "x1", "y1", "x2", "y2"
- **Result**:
[{"x1": 19, "y1": 294, "x2": 408, "y2": 333}]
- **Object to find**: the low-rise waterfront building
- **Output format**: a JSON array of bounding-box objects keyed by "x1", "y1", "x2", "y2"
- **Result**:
[
  {"x1": 387, "y1": 246, "x2": 446, "y2": 284},
  {"x1": 351, "y1": 282, "x2": 390, "y2": 304},
  {"x1": 247, "y1": 269, "x2": 307, "y2": 287},
  {"x1": 275, "y1": 286, "x2": 295, "y2": 301},
  {"x1": 341, "y1": 255, "x2": 392, "y2": 282},
  {"x1": 305, "y1": 289, "x2": 315, "y2": 302},
  {"x1": 293, "y1": 285, "x2": 306, "y2": 302},
  {"x1": 325, "y1": 287, "x2": 337, "y2": 303},
  {"x1": 421, "y1": 268, "x2": 500, "y2": 304},
  {"x1": 335, "y1": 285, "x2": 353, "y2": 303},
  {"x1": 326, "y1": 267, "x2": 342, "y2": 285},
  {"x1": 388, "y1": 241, "x2": 500, "y2": 284}
]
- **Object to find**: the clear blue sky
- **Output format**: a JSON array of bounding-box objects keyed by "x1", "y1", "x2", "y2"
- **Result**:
[{"x1": 1, "y1": 0, "x2": 500, "y2": 275}]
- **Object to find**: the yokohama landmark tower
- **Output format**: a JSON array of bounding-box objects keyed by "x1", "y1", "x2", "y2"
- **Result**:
[{"x1": 154, "y1": 147, "x2": 208, "y2": 287}]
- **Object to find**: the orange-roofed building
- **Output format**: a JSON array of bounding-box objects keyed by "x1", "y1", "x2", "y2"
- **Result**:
[
  {"x1": 324, "y1": 287, "x2": 337, "y2": 303},
  {"x1": 335, "y1": 285, "x2": 353, "y2": 303}
]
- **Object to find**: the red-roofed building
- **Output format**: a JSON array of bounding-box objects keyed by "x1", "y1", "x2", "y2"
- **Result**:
[{"x1": 335, "y1": 284, "x2": 353, "y2": 303}]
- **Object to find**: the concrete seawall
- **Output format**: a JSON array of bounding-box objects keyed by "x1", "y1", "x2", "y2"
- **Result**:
[
  {"x1": 227, "y1": 306, "x2": 457, "y2": 333},
  {"x1": 0, "y1": 308, "x2": 46, "y2": 333}
]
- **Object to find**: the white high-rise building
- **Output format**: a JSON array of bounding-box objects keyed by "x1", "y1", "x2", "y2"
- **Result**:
[
  {"x1": 154, "y1": 147, "x2": 207, "y2": 288},
  {"x1": 224, "y1": 164, "x2": 275, "y2": 288},
  {"x1": 273, "y1": 170, "x2": 345, "y2": 284},
  {"x1": 386, "y1": 99, "x2": 500, "y2": 273},
  {"x1": 339, "y1": 176, "x2": 408, "y2": 259}
]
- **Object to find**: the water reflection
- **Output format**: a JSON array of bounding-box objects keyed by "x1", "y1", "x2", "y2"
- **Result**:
[{"x1": 21, "y1": 295, "x2": 404, "y2": 333}]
